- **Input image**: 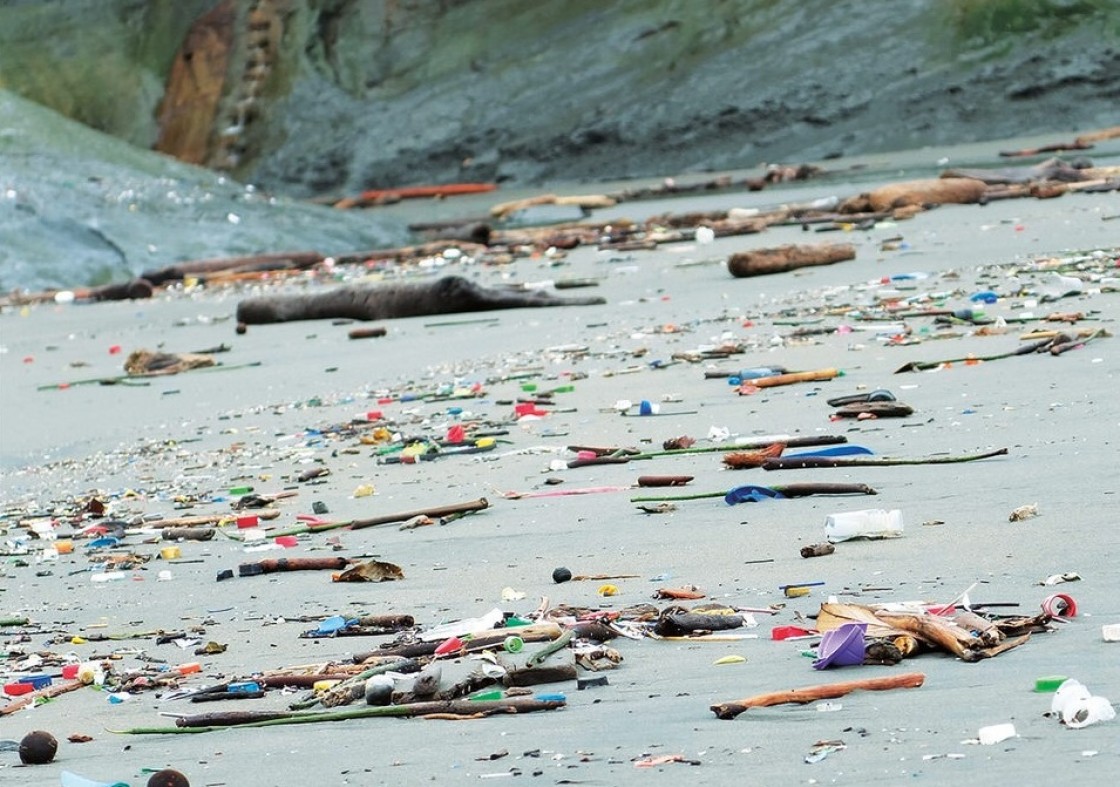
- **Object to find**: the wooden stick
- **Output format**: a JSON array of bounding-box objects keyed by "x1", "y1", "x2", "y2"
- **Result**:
[
  {"x1": 264, "y1": 497, "x2": 490, "y2": 538},
  {"x1": 0, "y1": 679, "x2": 84, "y2": 716},
  {"x1": 631, "y1": 482, "x2": 877, "y2": 503},
  {"x1": 761, "y1": 447, "x2": 1008, "y2": 470},
  {"x1": 742, "y1": 368, "x2": 841, "y2": 389},
  {"x1": 238, "y1": 557, "x2": 350, "y2": 576},
  {"x1": 894, "y1": 337, "x2": 1056, "y2": 372},
  {"x1": 349, "y1": 497, "x2": 490, "y2": 531},
  {"x1": 144, "y1": 510, "x2": 282, "y2": 528},
  {"x1": 711, "y1": 672, "x2": 925, "y2": 719},
  {"x1": 141, "y1": 251, "x2": 323, "y2": 286},
  {"x1": 627, "y1": 435, "x2": 849, "y2": 461},
  {"x1": 115, "y1": 697, "x2": 565, "y2": 733}
]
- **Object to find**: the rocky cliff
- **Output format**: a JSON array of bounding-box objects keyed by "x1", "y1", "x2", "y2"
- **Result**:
[{"x1": 2, "y1": 0, "x2": 1118, "y2": 198}]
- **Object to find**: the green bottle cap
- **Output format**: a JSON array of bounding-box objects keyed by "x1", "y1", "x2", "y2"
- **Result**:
[{"x1": 503, "y1": 636, "x2": 524, "y2": 653}]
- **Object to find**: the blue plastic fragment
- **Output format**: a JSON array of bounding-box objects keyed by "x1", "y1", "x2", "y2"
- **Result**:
[
  {"x1": 786, "y1": 445, "x2": 874, "y2": 459},
  {"x1": 724, "y1": 485, "x2": 787, "y2": 505},
  {"x1": 316, "y1": 615, "x2": 357, "y2": 635}
]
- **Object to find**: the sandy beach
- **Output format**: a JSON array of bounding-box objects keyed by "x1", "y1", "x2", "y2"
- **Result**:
[{"x1": 2, "y1": 137, "x2": 1119, "y2": 786}]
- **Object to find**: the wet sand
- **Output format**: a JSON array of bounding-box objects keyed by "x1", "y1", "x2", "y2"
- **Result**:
[{"x1": 2, "y1": 139, "x2": 1118, "y2": 785}]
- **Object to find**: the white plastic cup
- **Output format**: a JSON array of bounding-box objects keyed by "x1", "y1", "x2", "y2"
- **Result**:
[
  {"x1": 1051, "y1": 679, "x2": 1092, "y2": 714},
  {"x1": 978, "y1": 722, "x2": 1017, "y2": 745},
  {"x1": 825, "y1": 509, "x2": 904, "y2": 543}
]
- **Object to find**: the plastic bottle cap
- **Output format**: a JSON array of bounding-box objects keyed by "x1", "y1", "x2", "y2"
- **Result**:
[{"x1": 503, "y1": 636, "x2": 524, "y2": 653}]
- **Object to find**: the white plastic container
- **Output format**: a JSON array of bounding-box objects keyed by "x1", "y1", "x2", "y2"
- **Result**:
[
  {"x1": 978, "y1": 722, "x2": 1017, "y2": 745},
  {"x1": 825, "y1": 509, "x2": 904, "y2": 543}
]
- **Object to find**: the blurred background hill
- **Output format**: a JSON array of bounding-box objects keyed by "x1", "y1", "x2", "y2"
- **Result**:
[{"x1": 1, "y1": 0, "x2": 1117, "y2": 289}]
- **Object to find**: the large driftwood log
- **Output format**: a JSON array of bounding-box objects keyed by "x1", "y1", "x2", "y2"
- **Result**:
[
  {"x1": 727, "y1": 244, "x2": 855, "y2": 278},
  {"x1": 839, "y1": 177, "x2": 988, "y2": 213},
  {"x1": 236, "y1": 275, "x2": 605, "y2": 326}
]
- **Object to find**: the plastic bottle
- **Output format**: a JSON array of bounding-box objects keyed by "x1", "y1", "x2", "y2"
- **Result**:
[
  {"x1": 824, "y1": 509, "x2": 904, "y2": 543},
  {"x1": 421, "y1": 608, "x2": 505, "y2": 642},
  {"x1": 736, "y1": 367, "x2": 786, "y2": 380}
]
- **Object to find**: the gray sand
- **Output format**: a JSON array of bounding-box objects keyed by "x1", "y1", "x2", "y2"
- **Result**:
[{"x1": 2, "y1": 139, "x2": 1118, "y2": 785}]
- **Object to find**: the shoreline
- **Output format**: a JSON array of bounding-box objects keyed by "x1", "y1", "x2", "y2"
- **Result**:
[{"x1": 2, "y1": 144, "x2": 1118, "y2": 786}]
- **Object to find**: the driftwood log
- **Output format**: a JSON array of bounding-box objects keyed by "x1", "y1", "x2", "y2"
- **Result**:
[
  {"x1": 711, "y1": 672, "x2": 926, "y2": 719},
  {"x1": 236, "y1": 275, "x2": 605, "y2": 326},
  {"x1": 839, "y1": 177, "x2": 988, "y2": 213},
  {"x1": 727, "y1": 244, "x2": 855, "y2": 278}
]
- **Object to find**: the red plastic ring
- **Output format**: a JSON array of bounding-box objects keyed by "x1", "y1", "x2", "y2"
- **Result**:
[{"x1": 1041, "y1": 593, "x2": 1077, "y2": 617}]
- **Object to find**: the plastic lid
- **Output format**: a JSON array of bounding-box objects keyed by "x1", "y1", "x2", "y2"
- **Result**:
[{"x1": 1034, "y1": 675, "x2": 1070, "y2": 693}]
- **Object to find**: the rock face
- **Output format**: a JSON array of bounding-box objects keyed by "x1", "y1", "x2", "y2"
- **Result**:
[{"x1": 1, "y1": 0, "x2": 1119, "y2": 198}]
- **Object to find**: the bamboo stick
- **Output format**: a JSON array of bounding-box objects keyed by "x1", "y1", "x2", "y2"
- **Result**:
[{"x1": 761, "y1": 447, "x2": 1008, "y2": 470}]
